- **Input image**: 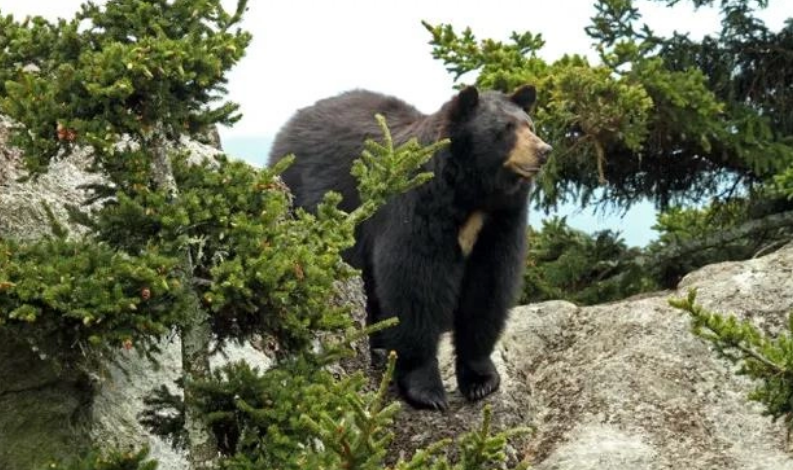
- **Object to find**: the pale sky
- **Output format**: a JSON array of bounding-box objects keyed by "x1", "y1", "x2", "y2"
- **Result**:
[
  {"x1": 5, "y1": 1, "x2": 790, "y2": 138},
  {"x1": 3, "y1": 0, "x2": 791, "y2": 245}
]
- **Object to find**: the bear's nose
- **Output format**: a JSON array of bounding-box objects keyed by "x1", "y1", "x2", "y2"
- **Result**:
[{"x1": 538, "y1": 143, "x2": 553, "y2": 164}]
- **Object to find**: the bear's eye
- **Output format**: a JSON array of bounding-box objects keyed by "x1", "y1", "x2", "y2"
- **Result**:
[{"x1": 503, "y1": 121, "x2": 516, "y2": 133}]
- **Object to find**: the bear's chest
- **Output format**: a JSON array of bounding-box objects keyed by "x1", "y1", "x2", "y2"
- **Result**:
[{"x1": 458, "y1": 211, "x2": 486, "y2": 257}]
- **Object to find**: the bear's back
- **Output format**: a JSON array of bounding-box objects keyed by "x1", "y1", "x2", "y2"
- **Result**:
[{"x1": 269, "y1": 90, "x2": 425, "y2": 213}]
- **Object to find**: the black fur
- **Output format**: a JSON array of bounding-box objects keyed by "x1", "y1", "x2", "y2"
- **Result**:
[{"x1": 269, "y1": 87, "x2": 545, "y2": 410}]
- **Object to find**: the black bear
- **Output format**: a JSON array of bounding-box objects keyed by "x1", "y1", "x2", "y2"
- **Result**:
[{"x1": 269, "y1": 85, "x2": 552, "y2": 410}]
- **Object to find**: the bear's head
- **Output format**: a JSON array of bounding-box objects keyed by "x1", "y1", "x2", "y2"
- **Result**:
[{"x1": 444, "y1": 85, "x2": 552, "y2": 206}]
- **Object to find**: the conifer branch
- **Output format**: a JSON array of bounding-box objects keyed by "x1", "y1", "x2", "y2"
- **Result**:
[{"x1": 671, "y1": 289, "x2": 793, "y2": 431}]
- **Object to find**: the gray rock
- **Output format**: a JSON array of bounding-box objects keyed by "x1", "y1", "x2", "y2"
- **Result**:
[
  {"x1": 0, "y1": 330, "x2": 93, "y2": 468},
  {"x1": 90, "y1": 336, "x2": 280, "y2": 470},
  {"x1": 0, "y1": 117, "x2": 221, "y2": 241},
  {"x1": 505, "y1": 246, "x2": 793, "y2": 469},
  {"x1": 0, "y1": 115, "x2": 105, "y2": 240}
]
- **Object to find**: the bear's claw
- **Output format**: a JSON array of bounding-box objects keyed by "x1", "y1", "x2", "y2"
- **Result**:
[
  {"x1": 457, "y1": 357, "x2": 501, "y2": 402},
  {"x1": 402, "y1": 384, "x2": 449, "y2": 411},
  {"x1": 397, "y1": 359, "x2": 448, "y2": 411}
]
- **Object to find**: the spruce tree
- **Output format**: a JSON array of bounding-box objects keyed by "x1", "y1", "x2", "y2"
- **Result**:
[{"x1": 1, "y1": 1, "x2": 252, "y2": 466}]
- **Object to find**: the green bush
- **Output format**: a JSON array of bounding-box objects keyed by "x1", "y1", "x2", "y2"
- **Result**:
[
  {"x1": 41, "y1": 449, "x2": 157, "y2": 470},
  {"x1": 521, "y1": 217, "x2": 655, "y2": 305}
]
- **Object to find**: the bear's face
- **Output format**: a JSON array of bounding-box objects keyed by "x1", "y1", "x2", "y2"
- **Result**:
[{"x1": 446, "y1": 85, "x2": 552, "y2": 202}]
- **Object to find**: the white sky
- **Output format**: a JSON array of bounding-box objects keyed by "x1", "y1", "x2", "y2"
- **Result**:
[{"x1": 4, "y1": 0, "x2": 791, "y2": 140}]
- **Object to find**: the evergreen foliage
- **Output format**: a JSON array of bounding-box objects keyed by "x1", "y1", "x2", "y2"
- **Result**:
[
  {"x1": 645, "y1": 199, "x2": 771, "y2": 285},
  {"x1": 521, "y1": 217, "x2": 654, "y2": 305},
  {"x1": 196, "y1": 352, "x2": 532, "y2": 470},
  {"x1": 0, "y1": 0, "x2": 251, "y2": 175},
  {"x1": 775, "y1": 167, "x2": 793, "y2": 201},
  {"x1": 518, "y1": 199, "x2": 791, "y2": 306},
  {"x1": 350, "y1": 114, "x2": 441, "y2": 222},
  {"x1": 40, "y1": 448, "x2": 158, "y2": 470},
  {"x1": 671, "y1": 289, "x2": 793, "y2": 433},
  {"x1": 0, "y1": 235, "x2": 186, "y2": 364}
]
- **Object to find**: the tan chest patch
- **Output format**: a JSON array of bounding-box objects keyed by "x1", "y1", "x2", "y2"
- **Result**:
[{"x1": 458, "y1": 211, "x2": 485, "y2": 257}]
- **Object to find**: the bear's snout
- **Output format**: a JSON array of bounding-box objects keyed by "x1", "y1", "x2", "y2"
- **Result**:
[
  {"x1": 503, "y1": 127, "x2": 552, "y2": 179},
  {"x1": 537, "y1": 142, "x2": 553, "y2": 164}
]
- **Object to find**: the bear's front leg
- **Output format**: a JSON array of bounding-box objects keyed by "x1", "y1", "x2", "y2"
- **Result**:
[
  {"x1": 373, "y1": 237, "x2": 464, "y2": 411},
  {"x1": 454, "y1": 210, "x2": 527, "y2": 401}
]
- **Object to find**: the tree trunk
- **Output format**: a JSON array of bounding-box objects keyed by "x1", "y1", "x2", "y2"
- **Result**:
[
  {"x1": 180, "y1": 295, "x2": 218, "y2": 470},
  {"x1": 150, "y1": 131, "x2": 218, "y2": 469},
  {"x1": 652, "y1": 209, "x2": 793, "y2": 262}
]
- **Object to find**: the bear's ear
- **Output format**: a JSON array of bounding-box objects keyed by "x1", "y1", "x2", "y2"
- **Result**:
[
  {"x1": 510, "y1": 85, "x2": 536, "y2": 111},
  {"x1": 449, "y1": 86, "x2": 479, "y2": 121}
]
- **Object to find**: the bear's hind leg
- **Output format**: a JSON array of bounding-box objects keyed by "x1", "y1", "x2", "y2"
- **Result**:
[{"x1": 362, "y1": 268, "x2": 387, "y2": 364}]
